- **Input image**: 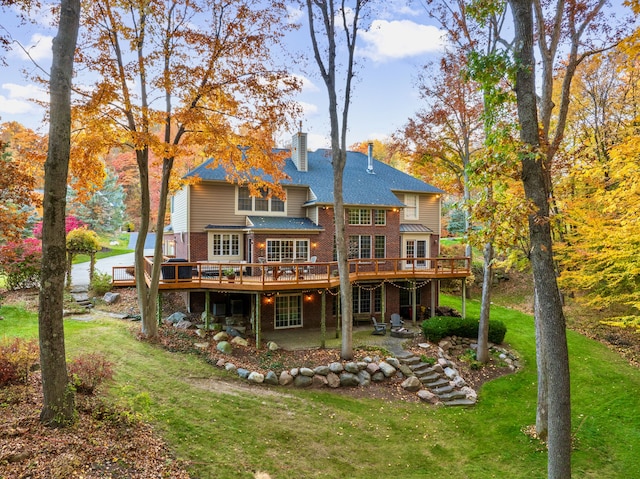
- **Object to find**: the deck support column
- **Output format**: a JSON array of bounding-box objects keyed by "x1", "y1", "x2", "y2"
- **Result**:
[
  {"x1": 204, "y1": 291, "x2": 211, "y2": 330},
  {"x1": 255, "y1": 293, "x2": 261, "y2": 347},
  {"x1": 461, "y1": 279, "x2": 467, "y2": 319},
  {"x1": 156, "y1": 292, "x2": 163, "y2": 325},
  {"x1": 381, "y1": 282, "x2": 386, "y2": 323},
  {"x1": 411, "y1": 280, "x2": 417, "y2": 327},
  {"x1": 320, "y1": 290, "x2": 326, "y2": 348},
  {"x1": 430, "y1": 280, "x2": 437, "y2": 318}
]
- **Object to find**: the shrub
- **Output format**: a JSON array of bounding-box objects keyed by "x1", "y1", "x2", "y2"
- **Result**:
[
  {"x1": 33, "y1": 215, "x2": 87, "y2": 238},
  {"x1": 67, "y1": 353, "x2": 114, "y2": 395},
  {"x1": 0, "y1": 238, "x2": 42, "y2": 290},
  {"x1": 66, "y1": 227, "x2": 100, "y2": 254},
  {"x1": 90, "y1": 270, "x2": 113, "y2": 296},
  {"x1": 421, "y1": 316, "x2": 507, "y2": 344},
  {"x1": 0, "y1": 338, "x2": 39, "y2": 386}
]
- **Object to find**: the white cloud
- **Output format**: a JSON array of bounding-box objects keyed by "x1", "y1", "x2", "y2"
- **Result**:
[
  {"x1": 2, "y1": 83, "x2": 48, "y2": 103},
  {"x1": 307, "y1": 132, "x2": 330, "y2": 150},
  {"x1": 359, "y1": 20, "x2": 446, "y2": 62},
  {"x1": 294, "y1": 74, "x2": 320, "y2": 93},
  {"x1": 13, "y1": 33, "x2": 53, "y2": 62},
  {"x1": 0, "y1": 95, "x2": 34, "y2": 114},
  {"x1": 287, "y1": 5, "x2": 304, "y2": 24},
  {"x1": 298, "y1": 101, "x2": 319, "y2": 117}
]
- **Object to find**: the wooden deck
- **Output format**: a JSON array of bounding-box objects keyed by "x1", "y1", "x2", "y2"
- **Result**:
[{"x1": 112, "y1": 256, "x2": 471, "y2": 292}]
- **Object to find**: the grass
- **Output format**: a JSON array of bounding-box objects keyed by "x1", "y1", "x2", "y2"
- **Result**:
[
  {"x1": 72, "y1": 232, "x2": 133, "y2": 264},
  {"x1": 2, "y1": 299, "x2": 640, "y2": 478}
]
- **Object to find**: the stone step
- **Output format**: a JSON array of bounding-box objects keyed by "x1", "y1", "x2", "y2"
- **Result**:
[
  {"x1": 437, "y1": 390, "x2": 467, "y2": 401},
  {"x1": 410, "y1": 363, "x2": 435, "y2": 374},
  {"x1": 431, "y1": 384, "x2": 454, "y2": 395},
  {"x1": 423, "y1": 378, "x2": 449, "y2": 389},
  {"x1": 399, "y1": 355, "x2": 421, "y2": 366},
  {"x1": 395, "y1": 351, "x2": 416, "y2": 361},
  {"x1": 417, "y1": 372, "x2": 440, "y2": 383},
  {"x1": 442, "y1": 398, "x2": 477, "y2": 407}
]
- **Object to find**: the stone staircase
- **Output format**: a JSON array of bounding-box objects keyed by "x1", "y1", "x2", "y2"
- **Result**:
[
  {"x1": 395, "y1": 350, "x2": 476, "y2": 407},
  {"x1": 69, "y1": 288, "x2": 94, "y2": 310}
]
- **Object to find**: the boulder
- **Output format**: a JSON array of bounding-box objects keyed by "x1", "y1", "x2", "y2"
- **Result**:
[
  {"x1": 264, "y1": 371, "x2": 279, "y2": 385},
  {"x1": 339, "y1": 372, "x2": 360, "y2": 387},
  {"x1": 103, "y1": 292, "x2": 120, "y2": 304},
  {"x1": 378, "y1": 361, "x2": 397, "y2": 378},
  {"x1": 174, "y1": 320, "x2": 194, "y2": 330},
  {"x1": 294, "y1": 375, "x2": 313, "y2": 388},
  {"x1": 231, "y1": 336, "x2": 248, "y2": 347},
  {"x1": 401, "y1": 376, "x2": 422, "y2": 392},
  {"x1": 166, "y1": 312, "x2": 186, "y2": 324},
  {"x1": 326, "y1": 372, "x2": 341, "y2": 388},
  {"x1": 279, "y1": 371, "x2": 293, "y2": 386},
  {"x1": 214, "y1": 331, "x2": 229, "y2": 342},
  {"x1": 247, "y1": 372, "x2": 264, "y2": 384},
  {"x1": 216, "y1": 341, "x2": 232, "y2": 354},
  {"x1": 267, "y1": 341, "x2": 280, "y2": 351}
]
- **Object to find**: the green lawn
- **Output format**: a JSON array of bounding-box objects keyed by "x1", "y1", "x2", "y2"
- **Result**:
[{"x1": 2, "y1": 298, "x2": 639, "y2": 478}]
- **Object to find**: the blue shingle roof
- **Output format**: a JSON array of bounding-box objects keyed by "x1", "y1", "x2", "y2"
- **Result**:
[
  {"x1": 246, "y1": 216, "x2": 324, "y2": 231},
  {"x1": 185, "y1": 148, "x2": 444, "y2": 207}
]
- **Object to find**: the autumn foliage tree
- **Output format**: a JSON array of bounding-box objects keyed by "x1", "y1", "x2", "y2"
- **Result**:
[{"x1": 72, "y1": 0, "x2": 299, "y2": 337}]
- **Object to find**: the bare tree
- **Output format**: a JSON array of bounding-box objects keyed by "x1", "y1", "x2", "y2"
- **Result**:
[
  {"x1": 38, "y1": 0, "x2": 80, "y2": 427},
  {"x1": 305, "y1": 0, "x2": 368, "y2": 360}
]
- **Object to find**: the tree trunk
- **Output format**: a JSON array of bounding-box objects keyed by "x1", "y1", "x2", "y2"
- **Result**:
[
  {"x1": 509, "y1": 1, "x2": 572, "y2": 477},
  {"x1": 534, "y1": 282, "x2": 549, "y2": 441},
  {"x1": 476, "y1": 241, "x2": 493, "y2": 363},
  {"x1": 38, "y1": 0, "x2": 80, "y2": 427}
]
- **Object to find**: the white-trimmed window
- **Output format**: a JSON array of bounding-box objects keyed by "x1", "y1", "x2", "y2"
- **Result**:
[
  {"x1": 348, "y1": 235, "x2": 371, "y2": 259},
  {"x1": 348, "y1": 209, "x2": 371, "y2": 225},
  {"x1": 374, "y1": 235, "x2": 386, "y2": 259},
  {"x1": 275, "y1": 294, "x2": 302, "y2": 328},
  {"x1": 212, "y1": 233, "x2": 240, "y2": 256},
  {"x1": 406, "y1": 239, "x2": 427, "y2": 267},
  {"x1": 352, "y1": 285, "x2": 382, "y2": 314},
  {"x1": 404, "y1": 194, "x2": 419, "y2": 220},
  {"x1": 266, "y1": 239, "x2": 309, "y2": 262},
  {"x1": 237, "y1": 186, "x2": 286, "y2": 214},
  {"x1": 374, "y1": 209, "x2": 386, "y2": 225}
]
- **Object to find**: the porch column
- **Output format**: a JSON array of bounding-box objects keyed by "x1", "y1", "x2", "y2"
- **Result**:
[
  {"x1": 430, "y1": 280, "x2": 437, "y2": 318},
  {"x1": 320, "y1": 290, "x2": 326, "y2": 348},
  {"x1": 255, "y1": 293, "x2": 261, "y2": 347},
  {"x1": 204, "y1": 291, "x2": 211, "y2": 330},
  {"x1": 381, "y1": 282, "x2": 386, "y2": 322},
  {"x1": 461, "y1": 279, "x2": 467, "y2": 318},
  {"x1": 411, "y1": 280, "x2": 417, "y2": 327}
]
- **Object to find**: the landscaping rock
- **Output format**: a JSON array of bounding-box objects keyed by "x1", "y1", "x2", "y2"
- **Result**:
[
  {"x1": 339, "y1": 372, "x2": 360, "y2": 387},
  {"x1": 224, "y1": 362, "x2": 237, "y2": 373},
  {"x1": 231, "y1": 336, "x2": 248, "y2": 347},
  {"x1": 299, "y1": 367, "x2": 314, "y2": 377},
  {"x1": 279, "y1": 371, "x2": 293, "y2": 386},
  {"x1": 313, "y1": 365, "x2": 330, "y2": 376},
  {"x1": 357, "y1": 370, "x2": 371, "y2": 387},
  {"x1": 417, "y1": 389, "x2": 438, "y2": 404},
  {"x1": 386, "y1": 357, "x2": 401, "y2": 369},
  {"x1": 366, "y1": 362, "x2": 380, "y2": 375},
  {"x1": 237, "y1": 368, "x2": 250, "y2": 379},
  {"x1": 344, "y1": 362, "x2": 360, "y2": 374},
  {"x1": 214, "y1": 331, "x2": 229, "y2": 342},
  {"x1": 194, "y1": 342, "x2": 209, "y2": 349},
  {"x1": 247, "y1": 372, "x2": 264, "y2": 384},
  {"x1": 329, "y1": 362, "x2": 344, "y2": 373},
  {"x1": 371, "y1": 371, "x2": 385, "y2": 382},
  {"x1": 103, "y1": 292, "x2": 120, "y2": 304},
  {"x1": 326, "y1": 372, "x2": 341, "y2": 388},
  {"x1": 175, "y1": 320, "x2": 194, "y2": 329},
  {"x1": 401, "y1": 376, "x2": 422, "y2": 392},
  {"x1": 294, "y1": 375, "x2": 313, "y2": 388},
  {"x1": 313, "y1": 375, "x2": 328, "y2": 387},
  {"x1": 378, "y1": 361, "x2": 397, "y2": 378},
  {"x1": 267, "y1": 341, "x2": 279, "y2": 351},
  {"x1": 216, "y1": 341, "x2": 232, "y2": 354},
  {"x1": 166, "y1": 312, "x2": 186, "y2": 324},
  {"x1": 264, "y1": 371, "x2": 279, "y2": 385}
]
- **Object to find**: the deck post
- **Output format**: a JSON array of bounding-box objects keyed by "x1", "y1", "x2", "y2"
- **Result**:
[
  {"x1": 430, "y1": 280, "x2": 437, "y2": 318},
  {"x1": 255, "y1": 293, "x2": 261, "y2": 347},
  {"x1": 381, "y1": 282, "x2": 386, "y2": 323},
  {"x1": 204, "y1": 291, "x2": 211, "y2": 330},
  {"x1": 461, "y1": 279, "x2": 467, "y2": 318},
  {"x1": 320, "y1": 290, "x2": 326, "y2": 348},
  {"x1": 411, "y1": 280, "x2": 417, "y2": 326}
]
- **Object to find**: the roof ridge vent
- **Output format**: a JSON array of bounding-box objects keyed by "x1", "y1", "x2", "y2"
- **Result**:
[{"x1": 367, "y1": 142, "x2": 375, "y2": 174}]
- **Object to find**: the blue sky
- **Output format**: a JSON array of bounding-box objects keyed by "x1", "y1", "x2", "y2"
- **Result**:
[{"x1": 0, "y1": 2, "x2": 446, "y2": 150}]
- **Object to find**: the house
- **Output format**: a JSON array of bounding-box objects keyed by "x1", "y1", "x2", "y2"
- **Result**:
[{"x1": 161, "y1": 132, "x2": 469, "y2": 335}]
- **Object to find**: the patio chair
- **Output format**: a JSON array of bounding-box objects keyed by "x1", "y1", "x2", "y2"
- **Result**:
[
  {"x1": 390, "y1": 313, "x2": 404, "y2": 329},
  {"x1": 371, "y1": 317, "x2": 387, "y2": 336}
]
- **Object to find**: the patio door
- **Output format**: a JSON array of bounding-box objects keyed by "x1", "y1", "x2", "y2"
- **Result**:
[
  {"x1": 275, "y1": 294, "x2": 303, "y2": 329},
  {"x1": 405, "y1": 238, "x2": 428, "y2": 269}
]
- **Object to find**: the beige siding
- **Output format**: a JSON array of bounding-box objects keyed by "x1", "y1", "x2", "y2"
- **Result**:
[
  {"x1": 188, "y1": 183, "x2": 313, "y2": 231},
  {"x1": 285, "y1": 186, "x2": 308, "y2": 217},
  {"x1": 419, "y1": 194, "x2": 441, "y2": 233},
  {"x1": 171, "y1": 188, "x2": 189, "y2": 233},
  {"x1": 189, "y1": 183, "x2": 242, "y2": 230}
]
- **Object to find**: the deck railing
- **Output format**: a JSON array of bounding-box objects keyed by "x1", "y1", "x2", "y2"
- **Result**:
[{"x1": 112, "y1": 256, "x2": 471, "y2": 289}]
